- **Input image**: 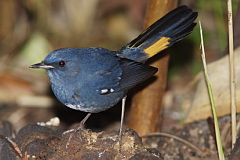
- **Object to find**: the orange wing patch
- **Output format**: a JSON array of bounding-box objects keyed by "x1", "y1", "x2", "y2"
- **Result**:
[{"x1": 144, "y1": 37, "x2": 170, "y2": 58}]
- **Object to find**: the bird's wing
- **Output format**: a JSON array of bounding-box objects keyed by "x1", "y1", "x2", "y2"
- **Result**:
[{"x1": 94, "y1": 58, "x2": 158, "y2": 95}]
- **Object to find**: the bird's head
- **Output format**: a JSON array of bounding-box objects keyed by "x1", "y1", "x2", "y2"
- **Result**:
[{"x1": 30, "y1": 48, "x2": 84, "y2": 81}]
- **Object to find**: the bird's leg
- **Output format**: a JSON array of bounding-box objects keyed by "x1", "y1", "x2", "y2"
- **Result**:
[
  {"x1": 77, "y1": 112, "x2": 92, "y2": 130},
  {"x1": 118, "y1": 96, "x2": 127, "y2": 152},
  {"x1": 99, "y1": 96, "x2": 127, "y2": 156},
  {"x1": 65, "y1": 113, "x2": 92, "y2": 148}
]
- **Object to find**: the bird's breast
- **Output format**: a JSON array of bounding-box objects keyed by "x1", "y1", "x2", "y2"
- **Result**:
[{"x1": 51, "y1": 81, "x2": 125, "y2": 113}]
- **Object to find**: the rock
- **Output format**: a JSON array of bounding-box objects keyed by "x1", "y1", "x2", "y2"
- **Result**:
[{"x1": 0, "y1": 120, "x2": 162, "y2": 160}]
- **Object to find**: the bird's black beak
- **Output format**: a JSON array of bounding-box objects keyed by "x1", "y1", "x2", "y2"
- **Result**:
[{"x1": 29, "y1": 61, "x2": 55, "y2": 69}]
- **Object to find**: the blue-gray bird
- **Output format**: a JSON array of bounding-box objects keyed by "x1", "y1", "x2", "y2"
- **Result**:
[{"x1": 30, "y1": 5, "x2": 198, "y2": 143}]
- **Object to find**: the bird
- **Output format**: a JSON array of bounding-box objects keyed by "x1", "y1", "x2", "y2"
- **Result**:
[{"x1": 30, "y1": 5, "x2": 198, "y2": 145}]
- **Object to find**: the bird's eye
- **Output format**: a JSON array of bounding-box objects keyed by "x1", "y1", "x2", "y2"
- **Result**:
[{"x1": 59, "y1": 60, "x2": 65, "y2": 67}]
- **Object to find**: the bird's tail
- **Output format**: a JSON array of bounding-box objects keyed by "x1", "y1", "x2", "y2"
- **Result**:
[{"x1": 117, "y1": 5, "x2": 198, "y2": 62}]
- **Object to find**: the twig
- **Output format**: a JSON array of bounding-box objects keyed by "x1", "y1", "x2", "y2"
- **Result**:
[
  {"x1": 142, "y1": 132, "x2": 204, "y2": 156},
  {"x1": 0, "y1": 135, "x2": 25, "y2": 159},
  {"x1": 227, "y1": 0, "x2": 237, "y2": 149}
]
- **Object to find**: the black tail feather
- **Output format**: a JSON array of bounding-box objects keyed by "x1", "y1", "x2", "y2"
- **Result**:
[{"x1": 118, "y1": 5, "x2": 198, "y2": 62}]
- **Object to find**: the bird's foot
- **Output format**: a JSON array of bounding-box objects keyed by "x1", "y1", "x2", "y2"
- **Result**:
[
  {"x1": 64, "y1": 113, "x2": 91, "y2": 149},
  {"x1": 62, "y1": 129, "x2": 75, "y2": 135},
  {"x1": 98, "y1": 129, "x2": 124, "y2": 157},
  {"x1": 64, "y1": 122, "x2": 85, "y2": 149}
]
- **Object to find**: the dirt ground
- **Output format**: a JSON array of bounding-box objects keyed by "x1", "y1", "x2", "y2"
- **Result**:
[{"x1": 0, "y1": 105, "x2": 239, "y2": 159}]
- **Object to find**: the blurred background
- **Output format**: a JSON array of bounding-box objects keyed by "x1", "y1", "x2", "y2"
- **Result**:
[{"x1": 0, "y1": 0, "x2": 239, "y2": 131}]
